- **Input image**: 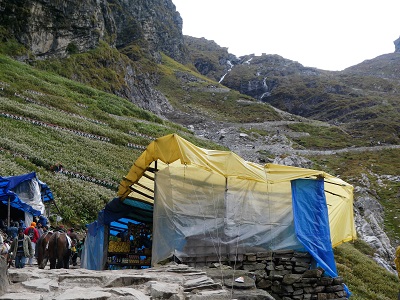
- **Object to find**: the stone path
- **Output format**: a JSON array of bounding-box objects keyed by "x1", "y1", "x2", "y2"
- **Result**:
[{"x1": 1, "y1": 263, "x2": 274, "y2": 300}]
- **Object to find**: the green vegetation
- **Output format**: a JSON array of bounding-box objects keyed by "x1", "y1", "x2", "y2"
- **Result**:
[
  {"x1": 217, "y1": 53, "x2": 400, "y2": 145},
  {"x1": 0, "y1": 27, "x2": 29, "y2": 57},
  {"x1": 335, "y1": 241, "x2": 399, "y2": 300},
  {"x1": 32, "y1": 41, "x2": 140, "y2": 94},
  {"x1": 0, "y1": 52, "x2": 221, "y2": 228},
  {"x1": 157, "y1": 54, "x2": 281, "y2": 123},
  {"x1": 286, "y1": 122, "x2": 366, "y2": 149}
]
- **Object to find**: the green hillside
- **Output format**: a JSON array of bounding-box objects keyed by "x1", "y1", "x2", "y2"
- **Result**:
[{"x1": 0, "y1": 53, "x2": 221, "y2": 225}]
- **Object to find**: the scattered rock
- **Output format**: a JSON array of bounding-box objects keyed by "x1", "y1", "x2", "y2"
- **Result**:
[
  {"x1": 56, "y1": 287, "x2": 112, "y2": 300},
  {"x1": 0, "y1": 257, "x2": 9, "y2": 296}
]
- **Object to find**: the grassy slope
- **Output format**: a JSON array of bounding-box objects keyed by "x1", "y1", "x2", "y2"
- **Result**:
[
  {"x1": 335, "y1": 241, "x2": 398, "y2": 300},
  {"x1": 0, "y1": 53, "x2": 220, "y2": 224}
]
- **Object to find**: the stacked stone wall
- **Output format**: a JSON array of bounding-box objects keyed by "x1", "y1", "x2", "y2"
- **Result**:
[{"x1": 183, "y1": 250, "x2": 348, "y2": 300}]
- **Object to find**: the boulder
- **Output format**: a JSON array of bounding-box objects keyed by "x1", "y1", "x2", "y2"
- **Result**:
[{"x1": 0, "y1": 256, "x2": 9, "y2": 296}]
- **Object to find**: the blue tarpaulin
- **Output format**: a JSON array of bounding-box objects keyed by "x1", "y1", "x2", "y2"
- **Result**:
[
  {"x1": 291, "y1": 178, "x2": 351, "y2": 297},
  {"x1": 0, "y1": 172, "x2": 53, "y2": 216},
  {"x1": 81, "y1": 221, "x2": 105, "y2": 271},
  {"x1": 291, "y1": 178, "x2": 337, "y2": 276}
]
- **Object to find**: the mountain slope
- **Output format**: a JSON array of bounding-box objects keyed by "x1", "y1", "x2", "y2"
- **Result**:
[
  {"x1": 186, "y1": 37, "x2": 400, "y2": 146},
  {"x1": 0, "y1": 53, "x2": 224, "y2": 225}
]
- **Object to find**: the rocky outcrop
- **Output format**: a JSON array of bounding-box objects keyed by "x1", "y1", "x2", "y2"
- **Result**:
[
  {"x1": 0, "y1": 0, "x2": 188, "y2": 63},
  {"x1": 0, "y1": 0, "x2": 114, "y2": 59},
  {"x1": 111, "y1": 0, "x2": 188, "y2": 64},
  {"x1": 354, "y1": 174, "x2": 397, "y2": 274},
  {"x1": 394, "y1": 36, "x2": 400, "y2": 53},
  {"x1": 0, "y1": 0, "x2": 183, "y2": 117},
  {"x1": 185, "y1": 36, "x2": 239, "y2": 82},
  {"x1": 0, "y1": 256, "x2": 9, "y2": 296},
  {"x1": 117, "y1": 63, "x2": 174, "y2": 116}
]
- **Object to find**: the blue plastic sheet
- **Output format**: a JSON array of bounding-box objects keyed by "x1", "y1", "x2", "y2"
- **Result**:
[
  {"x1": 81, "y1": 222, "x2": 105, "y2": 270},
  {"x1": 0, "y1": 172, "x2": 53, "y2": 216},
  {"x1": 291, "y1": 178, "x2": 351, "y2": 298},
  {"x1": 291, "y1": 178, "x2": 337, "y2": 277}
]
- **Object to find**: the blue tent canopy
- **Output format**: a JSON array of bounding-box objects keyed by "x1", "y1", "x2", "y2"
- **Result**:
[
  {"x1": 0, "y1": 172, "x2": 53, "y2": 216},
  {"x1": 92, "y1": 197, "x2": 153, "y2": 235}
]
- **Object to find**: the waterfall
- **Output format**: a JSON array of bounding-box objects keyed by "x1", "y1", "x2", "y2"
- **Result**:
[
  {"x1": 260, "y1": 77, "x2": 270, "y2": 100},
  {"x1": 219, "y1": 60, "x2": 234, "y2": 83},
  {"x1": 244, "y1": 57, "x2": 253, "y2": 64}
]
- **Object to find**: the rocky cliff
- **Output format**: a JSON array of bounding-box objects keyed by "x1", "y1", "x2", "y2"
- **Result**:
[
  {"x1": 0, "y1": 0, "x2": 187, "y2": 63},
  {"x1": 0, "y1": 0, "x2": 188, "y2": 116},
  {"x1": 0, "y1": 0, "x2": 114, "y2": 59}
]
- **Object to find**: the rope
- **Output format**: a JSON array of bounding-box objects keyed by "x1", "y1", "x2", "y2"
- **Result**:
[
  {"x1": 229, "y1": 180, "x2": 247, "y2": 299},
  {"x1": 265, "y1": 167, "x2": 274, "y2": 295}
]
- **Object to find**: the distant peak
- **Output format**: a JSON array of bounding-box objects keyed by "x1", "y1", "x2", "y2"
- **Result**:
[{"x1": 394, "y1": 36, "x2": 400, "y2": 53}]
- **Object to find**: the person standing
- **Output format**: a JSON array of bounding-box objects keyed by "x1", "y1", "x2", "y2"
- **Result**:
[
  {"x1": 24, "y1": 222, "x2": 39, "y2": 266},
  {"x1": 10, "y1": 228, "x2": 33, "y2": 268},
  {"x1": 38, "y1": 215, "x2": 48, "y2": 228},
  {"x1": 18, "y1": 219, "x2": 26, "y2": 230},
  {"x1": 36, "y1": 222, "x2": 44, "y2": 238},
  {"x1": 7, "y1": 222, "x2": 19, "y2": 240},
  {"x1": 68, "y1": 228, "x2": 79, "y2": 266}
]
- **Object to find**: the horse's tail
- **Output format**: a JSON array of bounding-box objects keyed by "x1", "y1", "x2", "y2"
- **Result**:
[{"x1": 54, "y1": 231, "x2": 59, "y2": 259}]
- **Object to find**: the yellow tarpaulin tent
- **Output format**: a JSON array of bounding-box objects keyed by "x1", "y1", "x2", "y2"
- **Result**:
[{"x1": 118, "y1": 133, "x2": 356, "y2": 264}]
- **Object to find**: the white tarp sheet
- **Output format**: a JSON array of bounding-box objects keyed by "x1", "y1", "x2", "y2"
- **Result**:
[{"x1": 152, "y1": 164, "x2": 304, "y2": 265}]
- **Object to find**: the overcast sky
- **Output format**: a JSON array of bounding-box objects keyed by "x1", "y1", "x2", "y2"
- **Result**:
[{"x1": 172, "y1": 0, "x2": 400, "y2": 71}]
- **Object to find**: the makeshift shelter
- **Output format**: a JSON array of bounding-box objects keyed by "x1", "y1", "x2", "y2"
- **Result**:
[
  {"x1": 83, "y1": 134, "x2": 356, "y2": 277},
  {"x1": 81, "y1": 197, "x2": 153, "y2": 270},
  {"x1": 0, "y1": 172, "x2": 53, "y2": 227}
]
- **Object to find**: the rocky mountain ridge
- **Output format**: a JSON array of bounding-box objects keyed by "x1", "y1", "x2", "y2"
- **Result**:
[{"x1": 186, "y1": 36, "x2": 400, "y2": 147}]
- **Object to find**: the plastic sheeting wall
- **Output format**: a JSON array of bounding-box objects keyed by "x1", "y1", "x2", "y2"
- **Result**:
[
  {"x1": 81, "y1": 222, "x2": 105, "y2": 270},
  {"x1": 152, "y1": 165, "x2": 304, "y2": 265},
  {"x1": 12, "y1": 177, "x2": 45, "y2": 215}
]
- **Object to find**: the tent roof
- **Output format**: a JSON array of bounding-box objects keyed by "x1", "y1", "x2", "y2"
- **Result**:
[
  {"x1": 115, "y1": 134, "x2": 355, "y2": 247},
  {"x1": 0, "y1": 172, "x2": 53, "y2": 216}
]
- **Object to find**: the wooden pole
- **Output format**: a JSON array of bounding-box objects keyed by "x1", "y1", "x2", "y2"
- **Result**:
[{"x1": 7, "y1": 196, "x2": 10, "y2": 228}]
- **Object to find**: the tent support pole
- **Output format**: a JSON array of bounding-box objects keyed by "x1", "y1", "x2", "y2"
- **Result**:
[
  {"x1": 52, "y1": 200, "x2": 62, "y2": 216},
  {"x1": 102, "y1": 225, "x2": 109, "y2": 270},
  {"x1": 7, "y1": 196, "x2": 11, "y2": 228},
  {"x1": 47, "y1": 203, "x2": 51, "y2": 218},
  {"x1": 224, "y1": 177, "x2": 229, "y2": 259}
]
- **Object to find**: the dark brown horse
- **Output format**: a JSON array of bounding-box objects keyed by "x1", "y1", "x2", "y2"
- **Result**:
[
  {"x1": 36, "y1": 231, "x2": 53, "y2": 269},
  {"x1": 47, "y1": 231, "x2": 71, "y2": 269}
]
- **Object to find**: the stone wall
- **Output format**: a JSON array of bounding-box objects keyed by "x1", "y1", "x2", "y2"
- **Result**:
[{"x1": 182, "y1": 249, "x2": 348, "y2": 300}]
